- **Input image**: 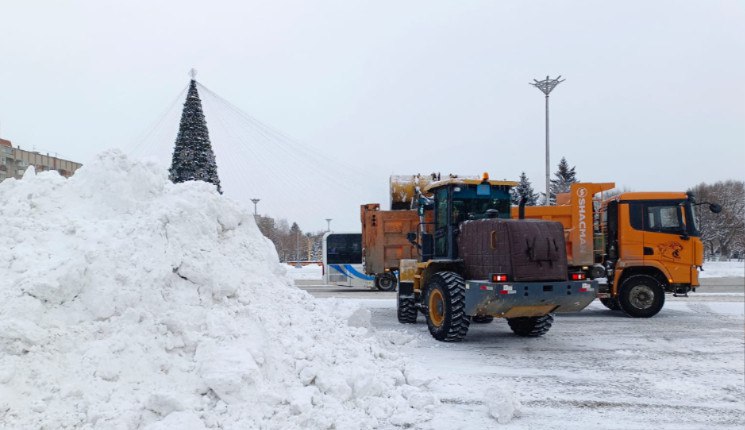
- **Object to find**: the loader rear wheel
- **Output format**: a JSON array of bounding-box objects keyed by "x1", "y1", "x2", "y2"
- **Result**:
[
  {"x1": 599, "y1": 297, "x2": 621, "y2": 311},
  {"x1": 618, "y1": 275, "x2": 665, "y2": 318},
  {"x1": 397, "y1": 286, "x2": 418, "y2": 324},
  {"x1": 507, "y1": 314, "x2": 554, "y2": 337},
  {"x1": 472, "y1": 315, "x2": 494, "y2": 324},
  {"x1": 425, "y1": 271, "x2": 470, "y2": 342},
  {"x1": 375, "y1": 273, "x2": 397, "y2": 292}
]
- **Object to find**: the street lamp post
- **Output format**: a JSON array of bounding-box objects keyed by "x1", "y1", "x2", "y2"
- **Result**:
[
  {"x1": 295, "y1": 229, "x2": 300, "y2": 267},
  {"x1": 250, "y1": 198, "x2": 260, "y2": 216},
  {"x1": 325, "y1": 218, "x2": 332, "y2": 232},
  {"x1": 530, "y1": 75, "x2": 565, "y2": 205}
]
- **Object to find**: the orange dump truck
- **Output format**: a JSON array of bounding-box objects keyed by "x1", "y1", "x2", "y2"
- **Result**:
[
  {"x1": 512, "y1": 182, "x2": 721, "y2": 318},
  {"x1": 360, "y1": 174, "x2": 438, "y2": 290}
]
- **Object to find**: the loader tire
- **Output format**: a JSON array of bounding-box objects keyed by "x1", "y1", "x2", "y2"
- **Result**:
[
  {"x1": 618, "y1": 275, "x2": 665, "y2": 318},
  {"x1": 599, "y1": 297, "x2": 621, "y2": 311},
  {"x1": 507, "y1": 314, "x2": 554, "y2": 337},
  {"x1": 472, "y1": 315, "x2": 494, "y2": 324},
  {"x1": 424, "y1": 271, "x2": 470, "y2": 342},
  {"x1": 397, "y1": 288, "x2": 418, "y2": 324},
  {"x1": 375, "y1": 272, "x2": 397, "y2": 292}
]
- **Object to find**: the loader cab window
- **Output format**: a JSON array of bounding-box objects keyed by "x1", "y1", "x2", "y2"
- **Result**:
[
  {"x1": 434, "y1": 187, "x2": 449, "y2": 257},
  {"x1": 451, "y1": 185, "x2": 511, "y2": 224}
]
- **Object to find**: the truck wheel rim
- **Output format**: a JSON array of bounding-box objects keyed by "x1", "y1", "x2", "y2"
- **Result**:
[
  {"x1": 629, "y1": 285, "x2": 654, "y2": 309},
  {"x1": 429, "y1": 289, "x2": 445, "y2": 327}
]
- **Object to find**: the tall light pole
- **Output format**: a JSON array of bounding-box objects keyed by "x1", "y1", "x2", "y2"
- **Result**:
[
  {"x1": 250, "y1": 198, "x2": 260, "y2": 216},
  {"x1": 325, "y1": 218, "x2": 332, "y2": 232},
  {"x1": 295, "y1": 228, "x2": 300, "y2": 266},
  {"x1": 530, "y1": 75, "x2": 565, "y2": 205}
]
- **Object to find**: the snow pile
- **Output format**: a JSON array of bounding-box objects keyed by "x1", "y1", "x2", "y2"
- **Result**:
[
  {"x1": 0, "y1": 151, "x2": 434, "y2": 429},
  {"x1": 484, "y1": 387, "x2": 521, "y2": 424}
]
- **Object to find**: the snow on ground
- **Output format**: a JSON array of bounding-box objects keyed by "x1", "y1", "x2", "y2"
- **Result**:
[
  {"x1": 0, "y1": 151, "x2": 437, "y2": 429},
  {"x1": 700, "y1": 260, "x2": 745, "y2": 278},
  {"x1": 284, "y1": 264, "x2": 324, "y2": 281},
  {"x1": 354, "y1": 297, "x2": 745, "y2": 429}
]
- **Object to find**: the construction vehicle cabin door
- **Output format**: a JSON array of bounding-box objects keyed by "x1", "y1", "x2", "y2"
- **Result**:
[
  {"x1": 434, "y1": 187, "x2": 450, "y2": 258},
  {"x1": 638, "y1": 201, "x2": 694, "y2": 284}
]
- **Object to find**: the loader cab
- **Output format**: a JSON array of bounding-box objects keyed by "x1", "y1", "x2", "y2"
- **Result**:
[{"x1": 424, "y1": 177, "x2": 515, "y2": 260}]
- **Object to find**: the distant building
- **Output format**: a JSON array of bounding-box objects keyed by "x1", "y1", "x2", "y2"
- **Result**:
[{"x1": 0, "y1": 138, "x2": 82, "y2": 182}]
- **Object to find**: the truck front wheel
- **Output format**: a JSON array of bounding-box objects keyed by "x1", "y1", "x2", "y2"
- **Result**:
[
  {"x1": 599, "y1": 297, "x2": 621, "y2": 311},
  {"x1": 618, "y1": 275, "x2": 665, "y2": 318},
  {"x1": 506, "y1": 314, "x2": 554, "y2": 337},
  {"x1": 424, "y1": 272, "x2": 470, "y2": 342}
]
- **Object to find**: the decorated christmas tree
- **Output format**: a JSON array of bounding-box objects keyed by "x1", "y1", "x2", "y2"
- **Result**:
[{"x1": 169, "y1": 76, "x2": 222, "y2": 193}]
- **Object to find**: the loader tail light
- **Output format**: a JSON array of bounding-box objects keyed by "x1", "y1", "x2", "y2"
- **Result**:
[
  {"x1": 571, "y1": 273, "x2": 586, "y2": 281},
  {"x1": 491, "y1": 273, "x2": 509, "y2": 282}
]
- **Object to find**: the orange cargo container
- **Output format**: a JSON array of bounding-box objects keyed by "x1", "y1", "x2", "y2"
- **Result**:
[
  {"x1": 360, "y1": 203, "x2": 419, "y2": 277},
  {"x1": 510, "y1": 182, "x2": 615, "y2": 268}
]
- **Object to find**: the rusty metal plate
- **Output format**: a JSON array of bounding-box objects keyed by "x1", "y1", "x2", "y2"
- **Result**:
[{"x1": 503, "y1": 305, "x2": 558, "y2": 318}]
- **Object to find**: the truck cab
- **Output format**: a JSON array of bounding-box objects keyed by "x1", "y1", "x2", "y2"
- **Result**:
[
  {"x1": 513, "y1": 182, "x2": 720, "y2": 318},
  {"x1": 601, "y1": 191, "x2": 713, "y2": 315}
]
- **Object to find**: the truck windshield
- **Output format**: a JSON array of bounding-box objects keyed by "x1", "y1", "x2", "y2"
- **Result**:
[{"x1": 684, "y1": 202, "x2": 700, "y2": 237}]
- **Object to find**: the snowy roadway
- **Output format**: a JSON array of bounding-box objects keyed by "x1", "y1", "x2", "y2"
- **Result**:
[{"x1": 298, "y1": 278, "x2": 745, "y2": 429}]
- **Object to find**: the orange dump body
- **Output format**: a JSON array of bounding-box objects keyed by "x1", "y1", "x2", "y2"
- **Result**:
[
  {"x1": 360, "y1": 204, "x2": 421, "y2": 275},
  {"x1": 510, "y1": 183, "x2": 616, "y2": 267}
]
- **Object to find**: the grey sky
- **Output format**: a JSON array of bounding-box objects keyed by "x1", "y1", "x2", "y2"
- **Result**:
[{"x1": 1, "y1": 0, "x2": 743, "y2": 232}]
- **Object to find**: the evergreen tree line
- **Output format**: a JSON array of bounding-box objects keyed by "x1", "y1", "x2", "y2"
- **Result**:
[
  {"x1": 510, "y1": 156, "x2": 578, "y2": 206},
  {"x1": 254, "y1": 215, "x2": 325, "y2": 263},
  {"x1": 511, "y1": 158, "x2": 744, "y2": 260}
]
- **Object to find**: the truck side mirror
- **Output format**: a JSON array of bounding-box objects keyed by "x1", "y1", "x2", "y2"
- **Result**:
[
  {"x1": 709, "y1": 203, "x2": 722, "y2": 214},
  {"x1": 406, "y1": 232, "x2": 417, "y2": 246}
]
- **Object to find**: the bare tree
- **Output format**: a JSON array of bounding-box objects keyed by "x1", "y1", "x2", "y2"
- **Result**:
[{"x1": 689, "y1": 180, "x2": 745, "y2": 259}]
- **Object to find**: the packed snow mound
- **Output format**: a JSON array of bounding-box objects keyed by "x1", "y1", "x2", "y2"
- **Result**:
[{"x1": 0, "y1": 151, "x2": 434, "y2": 429}]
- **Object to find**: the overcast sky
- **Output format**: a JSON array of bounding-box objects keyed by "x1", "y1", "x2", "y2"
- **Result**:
[{"x1": 1, "y1": 0, "x2": 743, "y2": 232}]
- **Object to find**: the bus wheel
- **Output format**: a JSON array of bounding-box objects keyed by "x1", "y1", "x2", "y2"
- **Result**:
[
  {"x1": 424, "y1": 272, "x2": 470, "y2": 342},
  {"x1": 375, "y1": 273, "x2": 397, "y2": 291},
  {"x1": 618, "y1": 275, "x2": 665, "y2": 318}
]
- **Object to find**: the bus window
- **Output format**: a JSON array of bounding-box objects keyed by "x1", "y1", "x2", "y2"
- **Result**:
[{"x1": 322, "y1": 233, "x2": 374, "y2": 288}]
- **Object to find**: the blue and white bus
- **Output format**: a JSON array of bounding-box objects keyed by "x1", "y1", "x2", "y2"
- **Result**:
[{"x1": 322, "y1": 232, "x2": 375, "y2": 288}]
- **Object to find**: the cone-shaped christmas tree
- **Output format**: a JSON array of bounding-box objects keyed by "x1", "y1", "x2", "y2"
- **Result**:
[{"x1": 169, "y1": 79, "x2": 222, "y2": 193}]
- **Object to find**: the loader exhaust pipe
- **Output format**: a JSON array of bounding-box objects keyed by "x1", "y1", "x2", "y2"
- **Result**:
[{"x1": 519, "y1": 197, "x2": 527, "y2": 219}]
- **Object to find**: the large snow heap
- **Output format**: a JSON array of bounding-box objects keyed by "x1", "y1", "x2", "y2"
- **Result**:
[{"x1": 0, "y1": 151, "x2": 433, "y2": 429}]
